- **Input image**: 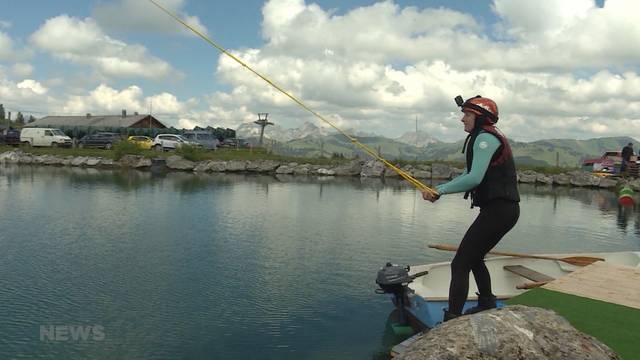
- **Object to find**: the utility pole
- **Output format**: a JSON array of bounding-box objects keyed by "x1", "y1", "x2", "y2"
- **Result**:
[
  {"x1": 255, "y1": 113, "x2": 274, "y2": 147},
  {"x1": 415, "y1": 115, "x2": 418, "y2": 162}
]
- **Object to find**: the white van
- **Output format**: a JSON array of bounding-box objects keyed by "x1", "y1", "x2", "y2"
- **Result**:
[{"x1": 20, "y1": 128, "x2": 72, "y2": 148}]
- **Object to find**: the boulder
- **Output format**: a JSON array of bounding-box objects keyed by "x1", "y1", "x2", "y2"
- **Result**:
[
  {"x1": 569, "y1": 171, "x2": 600, "y2": 187},
  {"x1": 333, "y1": 160, "x2": 362, "y2": 176},
  {"x1": 208, "y1": 161, "x2": 227, "y2": 172},
  {"x1": 85, "y1": 157, "x2": 101, "y2": 167},
  {"x1": 431, "y1": 163, "x2": 453, "y2": 179},
  {"x1": 398, "y1": 305, "x2": 619, "y2": 360},
  {"x1": 225, "y1": 160, "x2": 246, "y2": 172},
  {"x1": 553, "y1": 173, "x2": 571, "y2": 185},
  {"x1": 246, "y1": 160, "x2": 280, "y2": 173},
  {"x1": 361, "y1": 160, "x2": 385, "y2": 177},
  {"x1": 316, "y1": 168, "x2": 335, "y2": 176},
  {"x1": 518, "y1": 170, "x2": 538, "y2": 183},
  {"x1": 193, "y1": 161, "x2": 210, "y2": 172},
  {"x1": 413, "y1": 169, "x2": 431, "y2": 179},
  {"x1": 70, "y1": 156, "x2": 88, "y2": 167},
  {"x1": 536, "y1": 173, "x2": 554, "y2": 185},
  {"x1": 119, "y1": 155, "x2": 151, "y2": 168},
  {"x1": 275, "y1": 165, "x2": 294, "y2": 174},
  {"x1": 293, "y1": 164, "x2": 311, "y2": 175},
  {"x1": 19, "y1": 155, "x2": 33, "y2": 164},
  {"x1": 598, "y1": 177, "x2": 618, "y2": 188},
  {"x1": 166, "y1": 155, "x2": 195, "y2": 171}
]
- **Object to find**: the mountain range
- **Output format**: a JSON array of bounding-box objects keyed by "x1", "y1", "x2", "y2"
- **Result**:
[{"x1": 236, "y1": 121, "x2": 636, "y2": 167}]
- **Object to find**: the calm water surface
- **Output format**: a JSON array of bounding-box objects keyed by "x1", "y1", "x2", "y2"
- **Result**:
[{"x1": 0, "y1": 166, "x2": 638, "y2": 359}]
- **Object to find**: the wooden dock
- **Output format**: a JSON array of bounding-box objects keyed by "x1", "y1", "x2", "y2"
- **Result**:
[{"x1": 542, "y1": 261, "x2": 640, "y2": 310}]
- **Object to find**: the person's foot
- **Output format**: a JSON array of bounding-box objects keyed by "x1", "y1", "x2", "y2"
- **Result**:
[
  {"x1": 443, "y1": 309, "x2": 460, "y2": 322},
  {"x1": 463, "y1": 293, "x2": 497, "y2": 315}
]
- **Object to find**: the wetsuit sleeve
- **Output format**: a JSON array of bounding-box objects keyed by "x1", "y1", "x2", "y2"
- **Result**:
[{"x1": 436, "y1": 133, "x2": 501, "y2": 195}]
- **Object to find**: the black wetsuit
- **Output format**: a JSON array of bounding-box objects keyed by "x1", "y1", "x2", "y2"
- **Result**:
[{"x1": 448, "y1": 129, "x2": 520, "y2": 315}]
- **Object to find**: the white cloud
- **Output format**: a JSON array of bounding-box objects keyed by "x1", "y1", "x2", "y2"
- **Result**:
[
  {"x1": 17, "y1": 79, "x2": 48, "y2": 95},
  {"x1": 58, "y1": 84, "x2": 190, "y2": 127},
  {"x1": 92, "y1": 0, "x2": 208, "y2": 36},
  {"x1": 0, "y1": 31, "x2": 14, "y2": 60},
  {"x1": 30, "y1": 15, "x2": 178, "y2": 80},
  {"x1": 189, "y1": 0, "x2": 640, "y2": 141},
  {"x1": 11, "y1": 63, "x2": 34, "y2": 77}
]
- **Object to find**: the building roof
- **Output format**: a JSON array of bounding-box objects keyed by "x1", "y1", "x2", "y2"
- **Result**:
[{"x1": 30, "y1": 115, "x2": 164, "y2": 128}]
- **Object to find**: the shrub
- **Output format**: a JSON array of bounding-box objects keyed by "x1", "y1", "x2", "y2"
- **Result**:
[
  {"x1": 176, "y1": 144, "x2": 206, "y2": 162},
  {"x1": 113, "y1": 140, "x2": 142, "y2": 160}
]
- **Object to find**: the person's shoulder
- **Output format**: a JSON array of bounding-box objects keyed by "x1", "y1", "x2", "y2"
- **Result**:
[{"x1": 475, "y1": 132, "x2": 501, "y2": 150}]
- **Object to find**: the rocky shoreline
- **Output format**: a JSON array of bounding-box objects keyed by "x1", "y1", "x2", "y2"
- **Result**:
[{"x1": 0, "y1": 150, "x2": 635, "y2": 190}]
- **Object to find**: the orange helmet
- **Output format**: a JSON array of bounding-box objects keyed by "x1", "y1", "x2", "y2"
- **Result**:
[{"x1": 456, "y1": 95, "x2": 499, "y2": 124}]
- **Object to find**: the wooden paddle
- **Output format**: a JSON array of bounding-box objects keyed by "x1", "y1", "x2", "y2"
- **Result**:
[
  {"x1": 516, "y1": 281, "x2": 549, "y2": 290},
  {"x1": 428, "y1": 243, "x2": 604, "y2": 267}
]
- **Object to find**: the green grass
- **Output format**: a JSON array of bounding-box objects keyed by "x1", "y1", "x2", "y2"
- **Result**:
[{"x1": 507, "y1": 288, "x2": 640, "y2": 359}]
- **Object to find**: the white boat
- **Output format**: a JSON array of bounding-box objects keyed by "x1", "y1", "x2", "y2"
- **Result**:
[{"x1": 376, "y1": 251, "x2": 640, "y2": 329}]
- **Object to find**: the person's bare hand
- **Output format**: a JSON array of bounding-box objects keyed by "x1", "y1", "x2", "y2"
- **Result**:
[{"x1": 422, "y1": 190, "x2": 440, "y2": 202}]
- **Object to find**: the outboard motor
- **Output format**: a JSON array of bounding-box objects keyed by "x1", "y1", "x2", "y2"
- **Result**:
[{"x1": 375, "y1": 263, "x2": 428, "y2": 325}]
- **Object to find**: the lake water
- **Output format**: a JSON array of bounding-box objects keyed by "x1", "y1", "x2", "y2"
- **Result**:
[{"x1": 0, "y1": 166, "x2": 638, "y2": 359}]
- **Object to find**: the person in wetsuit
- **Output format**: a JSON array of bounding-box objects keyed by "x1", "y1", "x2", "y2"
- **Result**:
[{"x1": 422, "y1": 95, "x2": 520, "y2": 321}]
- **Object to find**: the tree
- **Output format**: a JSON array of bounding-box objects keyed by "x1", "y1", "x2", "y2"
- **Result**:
[
  {"x1": 0, "y1": 104, "x2": 5, "y2": 122},
  {"x1": 15, "y1": 112, "x2": 25, "y2": 125},
  {"x1": 28, "y1": 115, "x2": 36, "y2": 123}
]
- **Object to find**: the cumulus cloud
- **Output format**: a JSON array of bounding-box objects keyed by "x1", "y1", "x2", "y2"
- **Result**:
[
  {"x1": 92, "y1": 0, "x2": 208, "y2": 36},
  {"x1": 30, "y1": 15, "x2": 178, "y2": 80},
  {"x1": 59, "y1": 84, "x2": 190, "y2": 127},
  {"x1": 191, "y1": 0, "x2": 640, "y2": 141}
]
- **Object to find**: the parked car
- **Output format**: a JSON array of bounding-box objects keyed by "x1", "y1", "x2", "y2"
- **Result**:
[
  {"x1": 77, "y1": 132, "x2": 123, "y2": 149},
  {"x1": 127, "y1": 136, "x2": 154, "y2": 150},
  {"x1": 152, "y1": 134, "x2": 200, "y2": 151},
  {"x1": 182, "y1": 131, "x2": 220, "y2": 150},
  {"x1": 220, "y1": 138, "x2": 250, "y2": 148},
  {"x1": 1, "y1": 128, "x2": 21, "y2": 146},
  {"x1": 20, "y1": 127, "x2": 72, "y2": 148}
]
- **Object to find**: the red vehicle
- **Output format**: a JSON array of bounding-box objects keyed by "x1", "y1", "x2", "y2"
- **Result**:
[{"x1": 582, "y1": 151, "x2": 637, "y2": 173}]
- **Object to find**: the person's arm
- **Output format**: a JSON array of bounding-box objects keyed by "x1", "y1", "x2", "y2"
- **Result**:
[{"x1": 436, "y1": 133, "x2": 501, "y2": 195}]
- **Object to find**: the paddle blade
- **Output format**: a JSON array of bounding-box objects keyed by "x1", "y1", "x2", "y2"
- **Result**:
[{"x1": 560, "y1": 256, "x2": 604, "y2": 267}]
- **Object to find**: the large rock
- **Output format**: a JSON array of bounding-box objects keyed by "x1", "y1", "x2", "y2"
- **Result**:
[
  {"x1": 246, "y1": 160, "x2": 280, "y2": 173},
  {"x1": 598, "y1": 177, "x2": 618, "y2": 188},
  {"x1": 431, "y1": 163, "x2": 453, "y2": 179},
  {"x1": 569, "y1": 171, "x2": 600, "y2": 187},
  {"x1": 536, "y1": 173, "x2": 554, "y2": 185},
  {"x1": 398, "y1": 305, "x2": 619, "y2": 360},
  {"x1": 361, "y1": 160, "x2": 385, "y2": 177},
  {"x1": 225, "y1": 160, "x2": 247, "y2": 172},
  {"x1": 518, "y1": 170, "x2": 537, "y2": 183},
  {"x1": 553, "y1": 173, "x2": 571, "y2": 185},
  {"x1": 0, "y1": 151, "x2": 21, "y2": 163},
  {"x1": 332, "y1": 160, "x2": 362, "y2": 176},
  {"x1": 166, "y1": 155, "x2": 195, "y2": 171},
  {"x1": 119, "y1": 155, "x2": 152, "y2": 168},
  {"x1": 293, "y1": 164, "x2": 311, "y2": 175}
]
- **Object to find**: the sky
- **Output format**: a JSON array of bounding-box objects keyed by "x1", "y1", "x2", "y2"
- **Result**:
[{"x1": 1, "y1": 0, "x2": 639, "y2": 142}]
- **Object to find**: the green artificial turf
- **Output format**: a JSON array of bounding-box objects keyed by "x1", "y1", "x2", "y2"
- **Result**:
[{"x1": 506, "y1": 288, "x2": 640, "y2": 359}]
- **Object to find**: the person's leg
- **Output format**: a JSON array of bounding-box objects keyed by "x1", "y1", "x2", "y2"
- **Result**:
[
  {"x1": 471, "y1": 201, "x2": 520, "y2": 296},
  {"x1": 447, "y1": 201, "x2": 520, "y2": 316},
  {"x1": 447, "y1": 214, "x2": 488, "y2": 315}
]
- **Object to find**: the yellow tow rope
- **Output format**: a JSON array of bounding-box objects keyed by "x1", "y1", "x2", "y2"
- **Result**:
[{"x1": 148, "y1": 0, "x2": 438, "y2": 195}]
